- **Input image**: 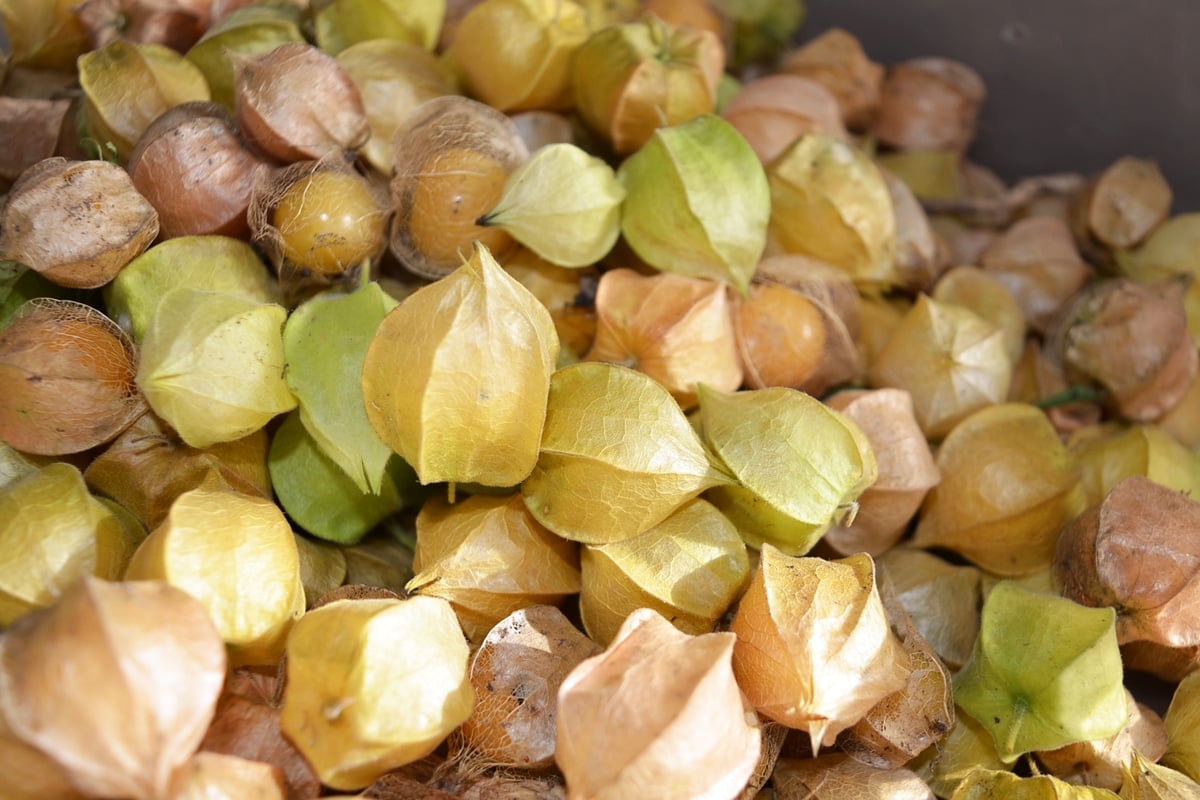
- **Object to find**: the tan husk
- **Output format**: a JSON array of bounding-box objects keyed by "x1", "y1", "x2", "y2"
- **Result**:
[
  {"x1": 882, "y1": 166, "x2": 946, "y2": 293},
  {"x1": 170, "y1": 751, "x2": 288, "y2": 800},
  {"x1": 0, "y1": 96, "x2": 71, "y2": 191},
  {"x1": 780, "y1": 28, "x2": 884, "y2": 130},
  {"x1": 1085, "y1": 156, "x2": 1172, "y2": 249},
  {"x1": 721, "y1": 74, "x2": 849, "y2": 164},
  {"x1": 872, "y1": 57, "x2": 986, "y2": 152},
  {"x1": 0, "y1": 671, "x2": 85, "y2": 800},
  {"x1": 772, "y1": 754, "x2": 934, "y2": 800},
  {"x1": 931, "y1": 265, "x2": 1026, "y2": 364},
  {"x1": 1035, "y1": 691, "x2": 1167, "y2": 791},
  {"x1": 877, "y1": 547, "x2": 982, "y2": 671}
]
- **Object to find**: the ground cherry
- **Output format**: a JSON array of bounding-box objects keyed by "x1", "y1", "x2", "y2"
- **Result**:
[{"x1": 271, "y1": 170, "x2": 385, "y2": 276}]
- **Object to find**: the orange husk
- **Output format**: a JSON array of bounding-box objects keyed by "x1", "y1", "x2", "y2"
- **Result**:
[{"x1": 721, "y1": 74, "x2": 849, "y2": 164}]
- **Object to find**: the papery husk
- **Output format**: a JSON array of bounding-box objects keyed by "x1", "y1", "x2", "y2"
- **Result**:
[
  {"x1": 521, "y1": 361, "x2": 730, "y2": 544},
  {"x1": 0, "y1": 96, "x2": 71, "y2": 191},
  {"x1": 698, "y1": 385, "x2": 876, "y2": 556},
  {"x1": 0, "y1": 462, "x2": 144, "y2": 626},
  {"x1": 361, "y1": 241, "x2": 557, "y2": 487},
  {"x1": 866, "y1": 294, "x2": 1012, "y2": 440},
  {"x1": 1069, "y1": 424, "x2": 1200, "y2": 507},
  {"x1": 1053, "y1": 476, "x2": 1200, "y2": 649},
  {"x1": 1120, "y1": 751, "x2": 1200, "y2": 800},
  {"x1": 1035, "y1": 692, "x2": 1167, "y2": 792},
  {"x1": 0, "y1": 157, "x2": 159, "y2": 289},
  {"x1": 0, "y1": 442, "x2": 42, "y2": 490},
  {"x1": 883, "y1": 166, "x2": 947, "y2": 293},
  {"x1": 407, "y1": 493, "x2": 581, "y2": 642},
  {"x1": 74, "y1": 0, "x2": 210, "y2": 52},
  {"x1": 950, "y1": 769, "x2": 1121, "y2": 799},
  {"x1": 877, "y1": 547, "x2": 982, "y2": 671},
  {"x1": 336, "y1": 38, "x2": 453, "y2": 175},
  {"x1": 931, "y1": 215, "x2": 998, "y2": 271},
  {"x1": 388, "y1": 95, "x2": 528, "y2": 279},
  {"x1": 730, "y1": 546, "x2": 910, "y2": 751},
  {"x1": 0, "y1": 578, "x2": 227, "y2": 800},
  {"x1": 340, "y1": 535, "x2": 415, "y2": 595},
  {"x1": 872, "y1": 57, "x2": 985, "y2": 152},
  {"x1": 1122, "y1": 640, "x2": 1200, "y2": 684},
  {"x1": 570, "y1": 18, "x2": 724, "y2": 155},
  {"x1": 78, "y1": 39, "x2": 211, "y2": 160},
  {"x1": 84, "y1": 410, "x2": 269, "y2": 531},
  {"x1": 780, "y1": 28, "x2": 883, "y2": 131},
  {"x1": 0, "y1": 0, "x2": 89, "y2": 69},
  {"x1": 124, "y1": 486, "x2": 306, "y2": 666},
  {"x1": 584, "y1": 268, "x2": 742, "y2": 408},
  {"x1": 135, "y1": 288, "x2": 297, "y2": 449},
  {"x1": 500, "y1": 247, "x2": 598, "y2": 357},
  {"x1": 578, "y1": 497, "x2": 749, "y2": 647},
  {"x1": 294, "y1": 533, "x2": 348, "y2": 609},
  {"x1": 170, "y1": 752, "x2": 286, "y2": 800},
  {"x1": 617, "y1": 114, "x2": 770, "y2": 294},
  {"x1": 0, "y1": 670, "x2": 85, "y2": 800},
  {"x1": 184, "y1": 3, "x2": 305, "y2": 110},
  {"x1": 279, "y1": 595, "x2": 474, "y2": 790},
  {"x1": 910, "y1": 709, "x2": 1007, "y2": 799},
  {"x1": 1086, "y1": 157, "x2": 1172, "y2": 250},
  {"x1": 1158, "y1": 370, "x2": 1200, "y2": 448},
  {"x1": 555, "y1": 607, "x2": 761, "y2": 800},
  {"x1": 721, "y1": 74, "x2": 849, "y2": 164},
  {"x1": 876, "y1": 149, "x2": 964, "y2": 202},
  {"x1": 932, "y1": 265, "x2": 1026, "y2": 364},
  {"x1": 1008, "y1": 340, "x2": 1102, "y2": 438},
  {"x1": 453, "y1": 0, "x2": 589, "y2": 111},
  {"x1": 823, "y1": 389, "x2": 940, "y2": 557},
  {"x1": 314, "y1": 0, "x2": 444, "y2": 54},
  {"x1": 732, "y1": 280, "x2": 828, "y2": 391},
  {"x1": 509, "y1": 110, "x2": 576, "y2": 152},
  {"x1": 1117, "y1": 212, "x2": 1200, "y2": 283},
  {"x1": 952, "y1": 581, "x2": 1128, "y2": 763},
  {"x1": 0, "y1": 298, "x2": 146, "y2": 455},
  {"x1": 767, "y1": 134, "x2": 897, "y2": 291},
  {"x1": 980, "y1": 216, "x2": 1091, "y2": 335},
  {"x1": 1053, "y1": 277, "x2": 1197, "y2": 422},
  {"x1": 1165, "y1": 669, "x2": 1200, "y2": 784},
  {"x1": 460, "y1": 605, "x2": 601, "y2": 769},
  {"x1": 772, "y1": 754, "x2": 933, "y2": 800},
  {"x1": 913, "y1": 403, "x2": 1085, "y2": 576}
]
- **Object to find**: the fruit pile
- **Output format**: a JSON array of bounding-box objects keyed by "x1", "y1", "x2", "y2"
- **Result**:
[{"x1": 1, "y1": 0, "x2": 1199, "y2": 798}]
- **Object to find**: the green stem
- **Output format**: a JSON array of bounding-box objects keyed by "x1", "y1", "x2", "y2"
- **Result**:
[{"x1": 1035, "y1": 385, "x2": 1107, "y2": 409}]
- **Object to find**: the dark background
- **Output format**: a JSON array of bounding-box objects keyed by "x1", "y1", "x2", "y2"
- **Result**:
[{"x1": 801, "y1": 0, "x2": 1200, "y2": 212}]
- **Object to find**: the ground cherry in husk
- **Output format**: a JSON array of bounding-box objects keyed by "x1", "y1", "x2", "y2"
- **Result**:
[{"x1": 272, "y1": 170, "x2": 385, "y2": 276}]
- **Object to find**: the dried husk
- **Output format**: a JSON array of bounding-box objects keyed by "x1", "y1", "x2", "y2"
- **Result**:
[
  {"x1": 0, "y1": 578, "x2": 226, "y2": 800},
  {"x1": 279, "y1": 595, "x2": 474, "y2": 790},
  {"x1": 314, "y1": 0, "x2": 445, "y2": 54},
  {"x1": 883, "y1": 166, "x2": 947, "y2": 293},
  {"x1": 931, "y1": 265, "x2": 1027, "y2": 364},
  {"x1": 294, "y1": 533, "x2": 348, "y2": 609},
  {"x1": 780, "y1": 28, "x2": 884, "y2": 131},
  {"x1": 866, "y1": 294, "x2": 1012, "y2": 440},
  {"x1": 407, "y1": 493, "x2": 581, "y2": 642},
  {"x1": 1117, "y1": 212, "x2": 1200, "y2": 283},
  {"x1": 0, "y1": 298, "x2": 145, "y2": 455},
  {"x1": 877, "y1": 547, "x2": 982, "y2": 671},
  {"x1": 184, "y1": 3, "x2": 305, "y2": 110},
  {"x1": 74, "y1": 0, "x2": 210, "y2": 52},
  {"x1": 570, "y1": 18, "x2": 724, "y2": 154},
  {"x1": 336, "y1": 38, "x2": 454, "y2": 175},
  {"x1": 585, "y1": 268, "x2": 742, "y2": 407},
  {"x1": 453, "y1": 0, "x2": 589, "y2": 111},
  {"x1": 340, "y1": 535, "x2": 416, "y2": 595},
  {"x1": 460, "y1": 605, "x2": 601, "y2": 769},
  {"x1": 872, "y1": 57, "x2": 986, "y2": 152},
  {"x1": 1120, "y1": 750, "x2": 1200, "y2": 800},
  {"x1": 732, "y1": 280, "x2": 829, "y2": 391},
  {"x1": 721, "y1": 74, "x2": 849, "y2": 164},
  {"x1": 168, "y1": 752, "x2": 286, "y2": 799},
  {"x1": 767, "y1": 134, "x2": 898, "y2": 290},
  {"x1": 78, "y1": 39, "x2": 211, "y2": 160},
  {"x1": 0, "y1": 0, "x2": 90, "y2": 69},
  {"x1": 1086, "y1": 157, "x2": 1172, "y2": 250},
  {"x1": 500, "y1": 247, "x2": 598, "y2": 358},
  {"x1": 730, "y1": 546, "x2": 910, "y2": 750},
  {"x1": 1053, "y1": 476, "x2": 1200, "y2": 648},
  {"x1": 1008, "y1": 339, "x2": 1102, "y2": 438},
  {"x1": 127, "y1": 101, "x2": 263, "y2": 240},
  {"x1": 0, "y1": 157, "x2": 159, "y2": 289},
  {"x1": 980, "y1": 216, "x2": 1092, "y2": 334},
  {"x1": 135, "y1": 288, "x2": 297, "y2": 449},
  {"x1": 521, "y1": 361, "x2": 730, "y2": 544},
  {"x1": 555, "y1": 607, "x2": 761, "y2": 800},
  {"x1": 233, "y1": 42, "x2": 368, "y2": 162},
  {"x1": 913, "y1": 403, "x2": 1086, "y2": 576},
  {"x1": 949, "y1": 769, "x2": 1122, "y2": 799},
  {"x1": 0, "y1": 669, "x2": 85, "y2": 800},
  {"x1": 579, "y1": 497, "x2": 750, "y2": 646},
  {"x1": 0, "y1": 96, "x2": 71, "y2": 191},
  {"x1": 362, "y1": 241, "x2": 557, "y2": 487},
  {"x1": 822, "y1": 389, "x2": 940, "y2": 557},
  {"x1": 910, "y1": 710, "x2": 1006, "y2": 799},
  {"x1": 772, "y1": 754, "x2": 933, "y2": 800},
  {"x1": 0, "y1": 461, "x2": 144, "y2": 625},
  {"x1": 1069, "y1": 423, "x2": 1200, "y2": 506},
  {"x1": 125, "y1": 486, "x2": 306, "y2": 666},
  {"x1": 1035, "y1": 691, "x2": 1167, "y2": 791},
  {"x1": 1121, "y1": 640, "x2": 1200, "y2": 684},
  {"x1": 388, "y1": 95, "x2": 528, "y2": 279}
]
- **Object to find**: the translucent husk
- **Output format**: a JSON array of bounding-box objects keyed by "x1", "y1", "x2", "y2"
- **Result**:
[
  {"x1": 570, "y1": 18, "x2": 724, "y2": 154},
  {"x1": 453, "y1": 0, "x2": 589, "y2": 111},
  {"x1": 949, "y1": 769, "x2": 1122, "y2": 799},
  {"x1": 78, "y1": 39, "x2": 211, "y2": 160},
  {"x1": 1117, "y1": 212, "x2": 1200, "y2": 282},
  {"x1": 389, "y1": 95, "x2": 528, "y2": 279},
  {"x1": 555, "y1": 608, "x2": 761, "y2": 800},
  {"x1": 0, "y1": 462, "x2": 144, "y2": 625},
  {"x1": 932, "y1": 265, "x2": 1027, "y2": 364},
  {"x1": 771, "y1": 754, "x2": 933, "y2": 800},
  {"x1": 1035, "y1": 691, "x2": 1167, "y2": 791},
  {"x1": 618, "y1": 114, "x2": 770, "y2": 294},
  {"x1": 856, "y1": 294, "x2": 910, "y2": 372},
  {"x1": 0, "y1": 0, "x2": 89, "y2": 69},
  {"x1": 872, "y1": 57, "x2": 986, "y2": 152},
  {"x1": 1069, "y1": 423, "x2": 1200, "y2": 506},
  {"x1": 876, "y1": 149, "x2": 964, "y2": 201},
  {"x1": 913, "y1": 403, "x2": 1086, "y2": 576},
  {"x1": 0, "y1": 578, "x2": 227, "y2": 800},
  {"x1": 500, "y1": 246, "x2": 598, "y2": 357},
  {"x1": 0, "y1": 298, "x2": 146, "y2": 455},
  {"x1": 315, "y1": 0, "x2": 445, "y2": 54},
  {"x1": 124, "y1": 486, "x2": 306, "y2": 666},
  {"x1": 184, "y1": 2, "x2": 305, "y2": 110},
  {"x1": 579, "y1": 497, "x2": 750, "y2": 647},
  {"x1": 877, "y1": 547, "x2": 982, "y2": 671},
  {"x1": 278, "y1": 595, "x2": 474, "y2": 790},
  {"x1": 460, "y1": 605, "x2": 601, "y2": 769},
  {"x1": 406, "y1": 493, "x2": 581, "y2": 642},
  {"x1": 883, "y1": 166, "x2": 947, "y2": 293},
  {"x1": 169, "y1": 752, "x2": 287, "y2": 800},
  {"x1": 1120, "y1": 751, "x2": 1200, "y2": 800},
  {"x1": 767, "y1": 134, "x2": 898, "y2": 291},
  {"x1": 1086, "y1": 156, "x2": 1172, "y2": 250},
  {"x1": 0, "y1": 157, "x2": 159, "y2": 289},
  {"x1": 730, "y1": 547, "x2": 910, "y2": 750},
  {"x1": 135, "y1": 288, "x2": 297, "y2": 449},
  {"x1": 361, "y1": 241, "x2": 557, "y2": 487},
  {"x1": 585, "y1": 268, "x2": 742, "y2": 408},
  {"x1": 980, "y1": 216, "x2": 1092, "y2": 334},
  {"x1": 0, "y1": 675, "x2": 85, "y2": 800},
  {"x1": 1164, "y1": 669, "x2": 1200, "y2": 783},
  {"x1": 822, "y1": 389, "x2": 940, "y2": 557},
  {"x1": 336, "y1": 38, "x2": 454, "y2": 175},
  {"x1": 521, "y1": 361, "x2": 730, "y2": 544},
  {"x1": 779, "y1": 27, "x2": 883, "y2": 131},
  {"x1": 720, "y1": 73, "x2": 849, "y2": 164},
  {"x1": 103, "y1": 234, "x2": 278, "y2": 343},
  {"x1": 732, "y1": 281, "x2": 829, "y2": 391}
]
